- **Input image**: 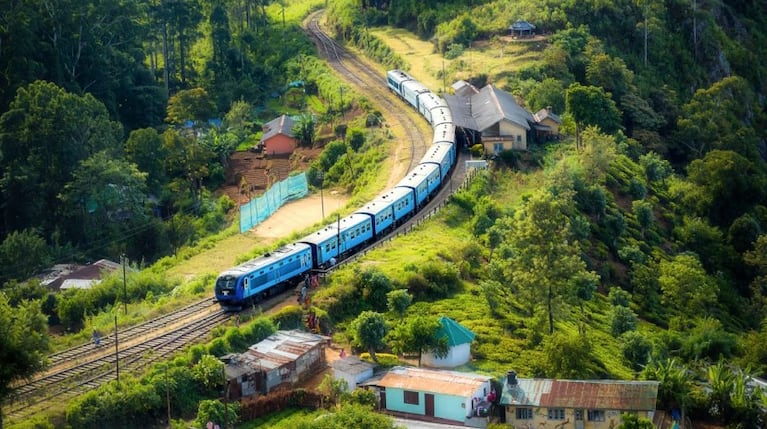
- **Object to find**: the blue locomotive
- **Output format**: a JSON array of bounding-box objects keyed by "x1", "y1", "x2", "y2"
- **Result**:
[{"x1": 215, "y1": 70, "x2": 458, "y2": 309}]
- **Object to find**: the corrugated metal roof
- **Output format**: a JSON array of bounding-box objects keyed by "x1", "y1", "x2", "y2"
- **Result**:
[
  {"x1": 261, "y1": 114, "x2": 296, "y2": 142},
  {"x1": 445, "y1": 85, "x2": 535, "y2": 133},
  {"x1": 444, "y1": 95, "x2": 478, "y2": 130},
  {"x1": 374, "y1": 366, "x2": 490, "y2": 397},
  {"x1": 438, "y1": 316, "x2": 475, "y2": 346},
  {"x1": 241, "y1": 330, "x2": 326, "y2": 370},
  {"x1": 330, "y1": 356, "x2": 376, "y2": 375},
  {"x1": 474, "y1": 85, "x2": 534, "y2": 131},
  {"x1": 501, "y1": 378, "x2": 659, "y2": 411},
  {"x1": 533, "y1": 107, "x2": 562, "y2": 124}
]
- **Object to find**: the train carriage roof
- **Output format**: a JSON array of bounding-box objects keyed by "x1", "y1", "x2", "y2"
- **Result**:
[{"x1": 219, "y1": 242, "x2": 311, "y2": 276}]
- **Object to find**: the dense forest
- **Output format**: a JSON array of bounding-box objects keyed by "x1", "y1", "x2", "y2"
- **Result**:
[{"x1": 3, "y1": 0, "x2": 767, "y2": 427}]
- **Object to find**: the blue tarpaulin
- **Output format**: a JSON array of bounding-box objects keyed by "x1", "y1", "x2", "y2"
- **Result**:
[{"x1": 239, "y1": 173, "x2": 309, "y2": 233}]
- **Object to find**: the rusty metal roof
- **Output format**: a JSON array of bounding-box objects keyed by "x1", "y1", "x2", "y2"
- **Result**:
[
  {"x1": 241, "y1": 330, "x2": 326, "y2": 371},
  {"x1": 501, "y1": 378, "x2": 659, "y2": 411},
  {"x1": 373, "y1": 366, "x2": 491, "y2": 398}
]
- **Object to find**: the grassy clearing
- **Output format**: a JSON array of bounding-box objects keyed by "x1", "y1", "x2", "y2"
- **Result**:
[{"x1": 370, "y1": 27, "x2": 545, "y2": 91}]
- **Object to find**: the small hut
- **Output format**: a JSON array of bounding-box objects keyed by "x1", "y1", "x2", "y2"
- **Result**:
[{"x1": 509, "y1": 20, "x2": 536, "y2": 38}]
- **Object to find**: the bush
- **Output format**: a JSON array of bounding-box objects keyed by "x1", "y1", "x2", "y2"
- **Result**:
[
  {"x1": 271, "y1": 305, "x2": 304, "y2": 330},
  {"x1": 610, "y1": 305, "x2": 638, "y2": 337}
]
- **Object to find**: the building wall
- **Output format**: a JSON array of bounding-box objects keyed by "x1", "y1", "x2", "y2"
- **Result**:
[
  {"x1": 384, "y1": 387, "x2": 469, "y2": 422},
  {"x1": 540, "y1": 118, "x2": 560, "y2": 136},
  {"x1": 422, "y1": 343, "x2": 471, "y2": 368},
  {"x1": 264, "y1": 134, "x2": 296, "y2": 155},
  {"x1": 498, "y1": 120, "x2": 528, "y2": 149},
  {"x1": 505, "y1": 406, "x2": 655, "y2": 429},
  {"x1": 333, "y1": 367, "x2": 374, "y2": 391}
]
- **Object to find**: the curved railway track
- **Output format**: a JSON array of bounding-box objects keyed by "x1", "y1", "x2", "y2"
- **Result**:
[
  {"x1": 305, "y1": 11, "x2": 430, "y2": 176},
  {"x1": 5, "y1": 12, "x2": 469, "y2": 425}
]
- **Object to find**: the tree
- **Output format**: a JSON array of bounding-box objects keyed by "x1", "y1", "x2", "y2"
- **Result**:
[
  {"x1": 349, "y1": 311, "x2": 388, "y2": 362},
  {"x1": 387, "y1": 315, "x2": 448, "y2": 366},
  {"x1": 542, "y1": 331, "x2": 596, "y2": 378},
  {"x1": 565, "y1": 83, "x2": 622, "y2": 149},
  {"x1": 578, "y1": 128, "x2": 617, "y2": 185},
  {"x1": 0, "y1": 295, "x2": 51, "y2": 428},
  {"x1": 58, "y1": 151, "x2": 150, "y2": 254},
  {"x1": 658, "y1": 253, "x2": 718, "y2": 318},
  {"x1": 166, "y1": 88, "x2": 216, "y2": 126},
  {"x1": 196, "y1": 399, "x2": 239, "y2": 429},
  {"x1": 386, "y1": 289, "x2": 412, "y2": 321},
  {"x1": 642, "y1": 358, "x2": 693, "y2": 409},
  {"x1": 585, "y1": 53, "x2": 634, "y2": 102},
  {"x1": 684, "y1": 150, "x2": 767, "y2": 227},
  {"x1": 674, "y1": 76, "x2": 761, "y2": 160},
  {"x1": 504, "y1": 191, "x2": 598, "y2": 334},
  {"x1": 355, "y1": 268, "x2": 392, "y2": 312},
  {"x1": 610, "y1": 305, "x2": 638, "y2": 336},
  {"x1": 293, "y1": 113, "x2": 316, "y2": 148},
  {"x1": 621, "y1": 331, "x2": 652, "y2": 373},
  {"x1": 0, "y1": 81, "x2": 122, "y2": 237},
  {"x1": 526, "y1": 78, "x2": 566, "y2": 113},
  {"x1": 0, "y1": 229, "x2": 49, "y2": 284},
  {"x1": 125, "y1": 128, "x2": 169, "y2": 194}
]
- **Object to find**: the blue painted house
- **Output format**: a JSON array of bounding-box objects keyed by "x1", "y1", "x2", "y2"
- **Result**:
[{"x1": 366, "y1": 366, "x2": 493, "y2": 426}]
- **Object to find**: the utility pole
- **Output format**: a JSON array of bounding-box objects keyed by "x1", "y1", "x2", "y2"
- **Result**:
[
  {"x1": 223, "y1": 364, "x2": 229, "y2": 429},
  {"x1": 121, "y1": 254, "x2": 127, "y2": 315},
  {"x1": 319, "y1": 171, "x2": 325, "y2": 219},
  {"x1": 115, "y1": 313, "x2": 120, "y2": 386},
  {"x1": 165, "y1": 365, "x2": 171, "y2": 426}
]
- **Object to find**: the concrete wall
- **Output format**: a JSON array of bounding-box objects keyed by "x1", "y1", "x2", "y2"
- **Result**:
[
  {"x1": 264, "y1": 134, "x2": 296, "y2": 155},
  {"x1": 422, "y1": 343, "x2": 471, "y2": 368}
]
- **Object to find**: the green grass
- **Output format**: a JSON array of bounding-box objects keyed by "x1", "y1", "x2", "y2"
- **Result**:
[{"x1": 238, "y1": 408, "x2": 314, "y2": 429}]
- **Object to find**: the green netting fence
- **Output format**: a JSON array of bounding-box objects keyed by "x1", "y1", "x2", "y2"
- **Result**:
[{"x1": 239, "y1": 173, "x2": 309, "y2": 232}]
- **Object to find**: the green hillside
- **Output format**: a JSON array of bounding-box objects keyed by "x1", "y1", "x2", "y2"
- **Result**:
[{"x1": 2, "y1": 0, "x2": 767, "y2": 427}]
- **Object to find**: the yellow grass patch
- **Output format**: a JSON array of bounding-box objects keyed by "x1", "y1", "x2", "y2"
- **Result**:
[{"x1": 371, "y1": 28, "x2": 547, "y2": 91}]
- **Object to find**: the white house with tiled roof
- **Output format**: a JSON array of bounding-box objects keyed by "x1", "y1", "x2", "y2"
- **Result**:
[
  {"x1": 500, "y1": 371, "x2": 659, "y2": 429},
  {"x1": 422, "y1": 316, "x2": 476, "y2": 368}
]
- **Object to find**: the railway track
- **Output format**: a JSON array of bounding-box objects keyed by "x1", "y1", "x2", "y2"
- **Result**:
[
  {"x1": 5, "y1": 13, "x2": 472, "y2": 425},
  {"x1": 304, "y1": 11, "x2": 430, "y2": 175},
  {"x1": 5, "y1": 304, "x2": 230, "y2": 421}
]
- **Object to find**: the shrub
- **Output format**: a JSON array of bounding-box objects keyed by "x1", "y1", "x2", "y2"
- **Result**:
[
  {"x1": 271, "y1": 305, "x2": 304, "y2": 330},
  {"x1": 610, "y1": 305, "x2": 638, "y2": 337}
]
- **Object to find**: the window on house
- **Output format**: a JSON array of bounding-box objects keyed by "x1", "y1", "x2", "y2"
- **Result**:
[
  {"x1": 588, "y1": 410, "x2": 606, "y2": 421},
  {"x1": 403, "y1": 390, "x2": 419, "y2": 405},
  {"x1": 517, "y1": 135, "x2": 522, "y2": 142},
  {"x1": 515, "y1": 408, "x2": 533, "y2": 420},
  {"x1": 548, "y1": 408, "x2": 565, "y2": 420},
  {"x1": 493, "y1": 143, "x2": 503, "y2": 154}
]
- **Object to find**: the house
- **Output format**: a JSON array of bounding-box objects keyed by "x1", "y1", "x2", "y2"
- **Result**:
[
  {"x1": 364, "y1": 366, "x2": 494, "y2": 426},
  {"x1": 500, "y1": 371, "x2": 660, "y2": 429},
  {"x1": 509, "y1": 20, "x2": 536, "y2": 38},
  {"x1": 445, "y1": 84, "x2": 536, "y2": 153},
  {"x1": 260, "y1": 114, "x2": 297, "y2": 155},
  {"x1": 222, "y1": 330, "x2": 327, "y2": 399},
  {"x1": 533, "y1": 107, "x2": 562, "y2": 140},
  {"x1": 421, "y1": 316, "x2": 475, "y2": 368},
  {"x1": 39, "y1": 259, "x2": 124, "y2": 291},
  {"x1": 330, "y1": 355, "x2": 376, "y2": 391}
]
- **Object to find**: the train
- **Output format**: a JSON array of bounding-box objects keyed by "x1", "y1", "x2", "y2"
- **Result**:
[{"x1": 214, "y1": 70, "x2": 458, "y2": 309}]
